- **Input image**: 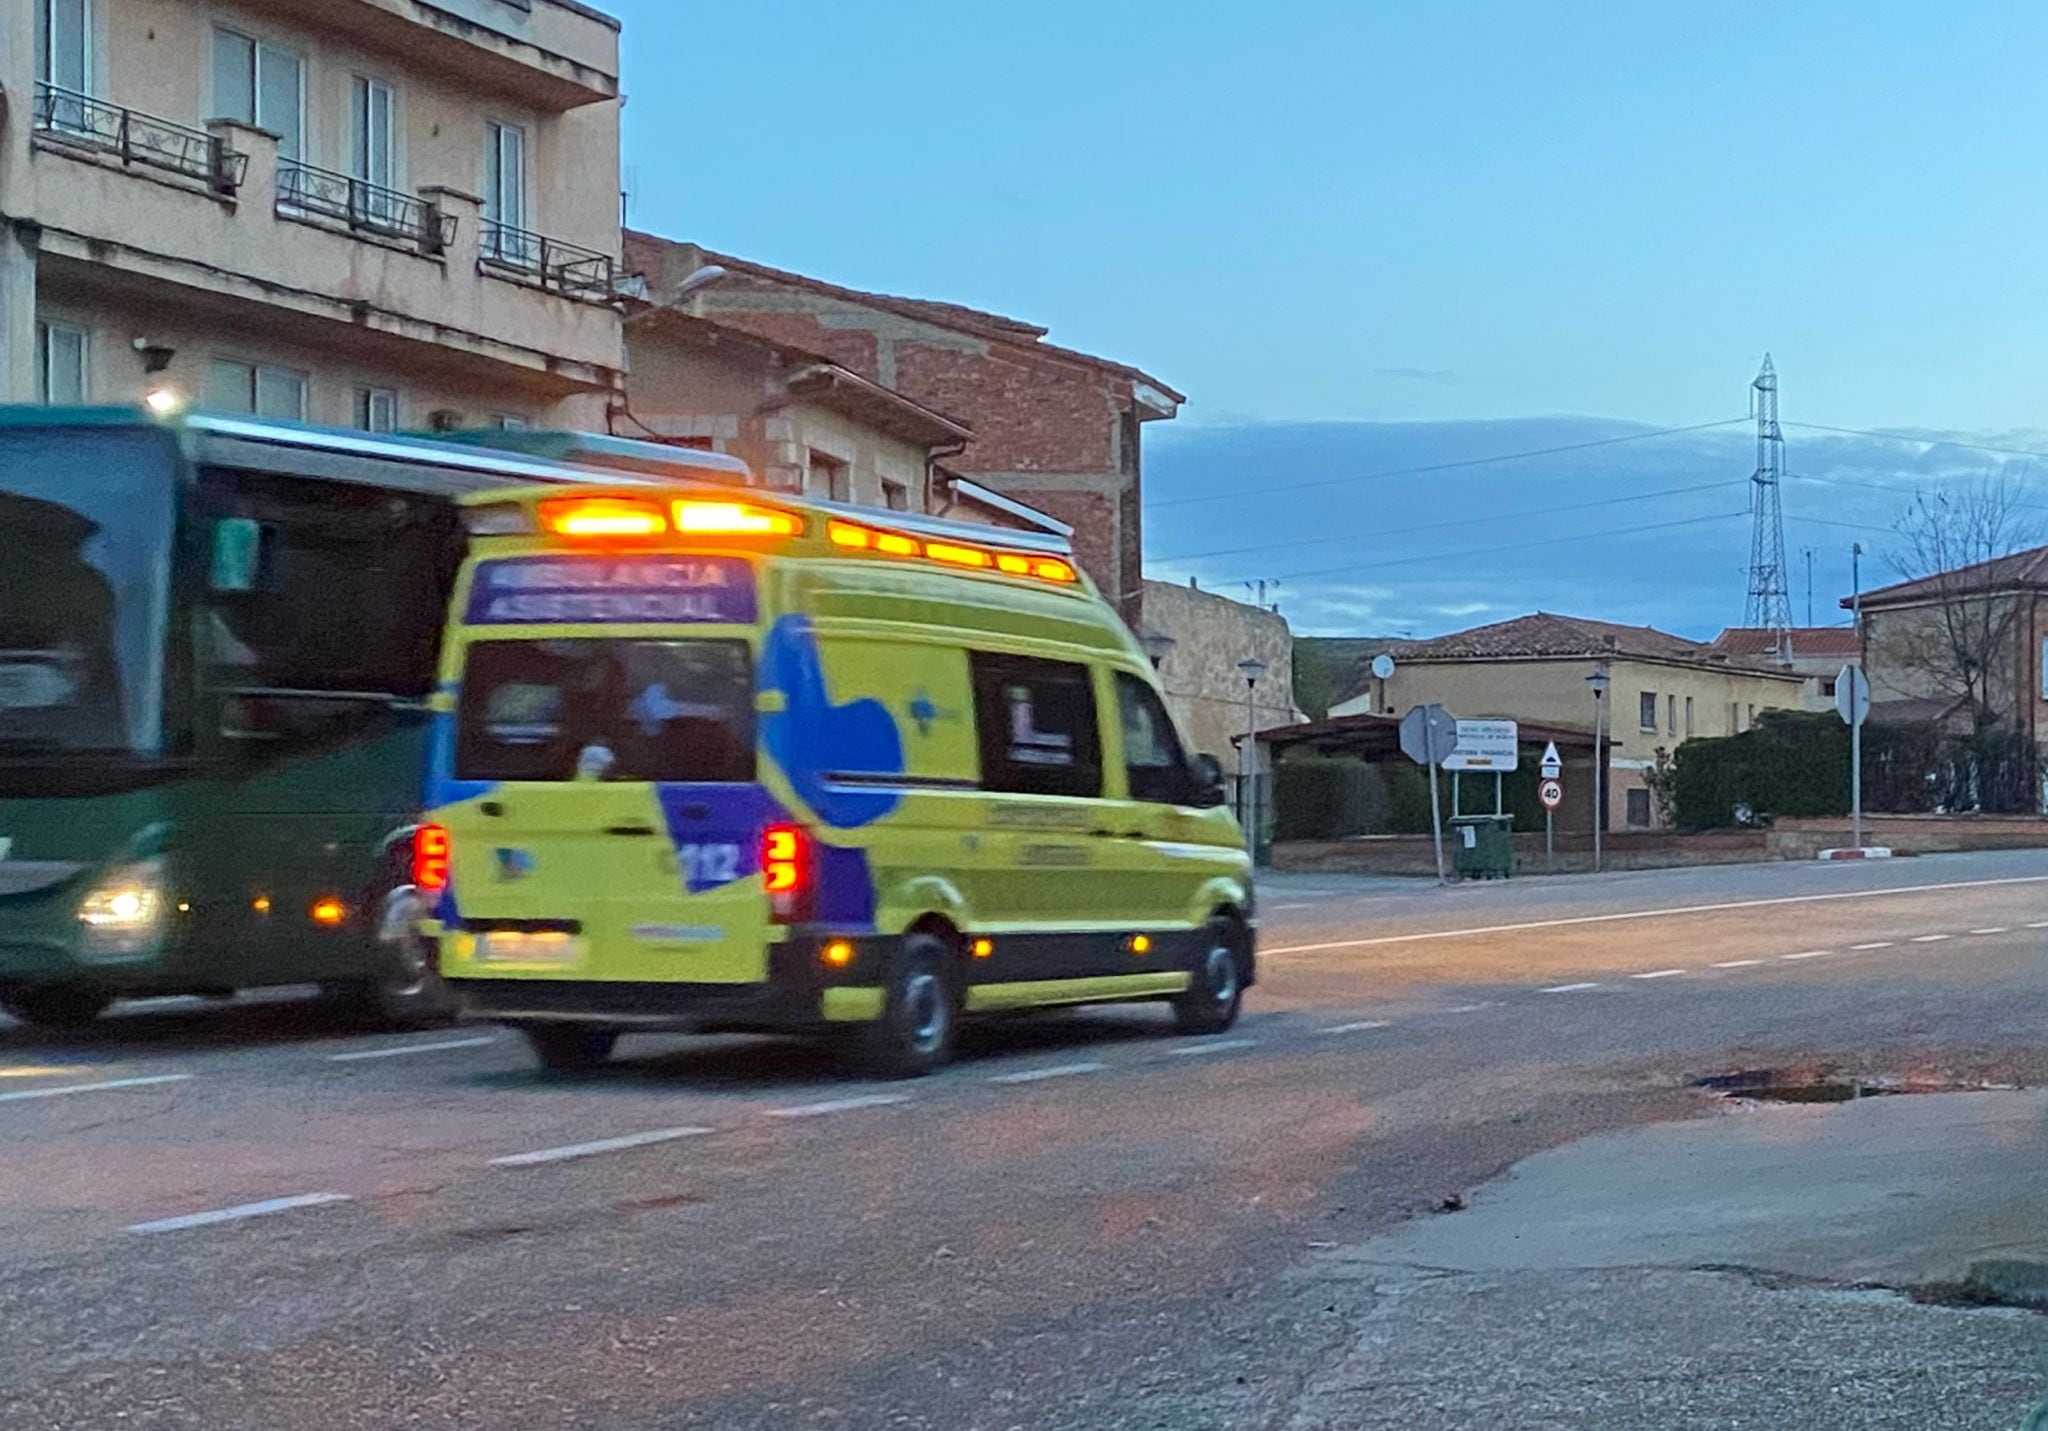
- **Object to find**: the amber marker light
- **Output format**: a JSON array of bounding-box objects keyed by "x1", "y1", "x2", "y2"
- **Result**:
[
  {"x1": 971, "y1": 938, "x2": 995, "y2": 960},
  {"x1": 823, "y1": 940, "x2": 855, "y2": 969},
  {"x1": 539, "y1": 496, "x2": 668, "y2": 538},
  {"x1": 311, "y1": 898, "x2": 347, "y2": 926},
  {"x1": 673, "y1": 500, "x2": 801, "y2": 536}
]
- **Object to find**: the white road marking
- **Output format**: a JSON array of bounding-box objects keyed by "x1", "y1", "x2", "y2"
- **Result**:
[
  {"x1": 1712, "y1": 959, "x2": 1765, "y2": 969},
  {"x1": 1434, "y1": 1003, "x2": 1491, "y2": 1014},
  {"x1": 0, "y1": 1073, "x2": 192, "y2": 1105},
  {"x1": 1911, "y1": 934, "x2": 1952, "y2": 944},
  {"x1": 1321, "y1": 1020, "x2": 1393, "y2": 1034},
  {"x1": 1263, "y1": 875, "x2": 2048, "y2": 957},
  {"x1": 990, "y1": 1062, "x2": 1106, "y2": 1085},
  {"x1": 766, "y1": 1094, "x2": 910, "y2": 1118},
  {"x1": 2027, "y1": 921, "x2": 2048, "y2": 930},
  {"x1": 1971, "y1": 928, "x2": 2011, "y2": 936},
  {"x1": 128, "y1": 1192, "x2": 349, "y2": 1235},
  {"x1": 1851, "y1": 941, "x2": 1896, "y2": 951},
  {"x1": 329, "y1": 1036, "x2": 498, "y2": 1063},
  {"x1": 1781, "y1": 950, "x2": 1833, "y2": 961},
  {"x1": 1632, "y1": 969, "x2": 1687, "y2": 980},
  {"x1": 491, "y1": 1126, "x2": 714, "y2": 1167},
  {"x1": 1167, "y1": 1039, "x2": 1259, "y2": 1056},
  {"x1": 1540, "y1": 982, "x2": 1602, "y2": 993}
]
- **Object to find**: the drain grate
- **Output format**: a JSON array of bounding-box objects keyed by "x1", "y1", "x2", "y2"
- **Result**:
[{"x1": 1693, "y1": 1067, "x2": 2011, "y2": 1103}]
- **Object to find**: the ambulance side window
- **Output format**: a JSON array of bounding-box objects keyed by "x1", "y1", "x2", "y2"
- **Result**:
[
  {"x1": 969, "y1": 652, "x2": 1101, "y2": 799},
  {"x1": 1115, "y1": 671, "x2": 1196, "y2": 805}
]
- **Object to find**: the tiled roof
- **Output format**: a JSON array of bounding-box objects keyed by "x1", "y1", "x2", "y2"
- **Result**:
[
  {"x1": 1390, "y1": 612, "x2": 1742, "y2": 664},
  {"x1": 1853, "y1": 544, "x2": 2048, "y2": 608},
  {"x1": 1712, "y1": 626, "x2": 1860, "y2": 658}
]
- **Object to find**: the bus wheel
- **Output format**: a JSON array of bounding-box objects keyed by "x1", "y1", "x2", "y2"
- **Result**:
[
  {"x1": 1, "y1": 985, "x2": 112, "y2": 1030},
  {"x1": 1172, "y1": 917, "x2": 1245, "y2": 1036},
  {"x1": 524, "y1": 1026, "x2": 617, "y2": 1073},
  {"x1": 852, "y1": 931, "x2": 959, "y2": 1079}
]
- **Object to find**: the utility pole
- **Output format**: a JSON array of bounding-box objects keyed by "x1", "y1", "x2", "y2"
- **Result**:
[
  {"x1": 1745, "y1": 356, "x2": 1793, "y2": 636},
  {"x1": 1244, "y1": 579, "x2": 1280, "y2": 613},
  {"x1": 1802, "y1": 546, "x2": 1816, "y2": 628}
]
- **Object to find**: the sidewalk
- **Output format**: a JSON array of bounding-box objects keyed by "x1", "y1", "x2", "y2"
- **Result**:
[{"x1": 1285, "y1": 1090, "x2": 2048, "y2": 1428}]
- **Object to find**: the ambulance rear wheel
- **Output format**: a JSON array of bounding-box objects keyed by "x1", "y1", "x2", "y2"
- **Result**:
[
  {"x1": 1172, "y1": 917, "x2": 1245, "y2": 1036},
  {"x1": 524, "y1": 1025, "x2": 618, "y2": 1073},
  {"x1": 851, "y1": 932, "x2": 958, "y2": 1079}
]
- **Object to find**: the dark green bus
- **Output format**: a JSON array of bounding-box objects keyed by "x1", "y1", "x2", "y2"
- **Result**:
[{"x1": 0, "y1": 408, "x2": 750, "y2": 1028}]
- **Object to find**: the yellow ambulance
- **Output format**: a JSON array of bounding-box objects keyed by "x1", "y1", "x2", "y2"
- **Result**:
[{"x1": 421, "y1": 483, "x2": 1254, "y2": 1075}]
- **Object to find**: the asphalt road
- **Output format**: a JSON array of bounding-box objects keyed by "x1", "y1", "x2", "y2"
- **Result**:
[{"x1": 1, "y1": 851, "x2": 2045, "y2": 1428}]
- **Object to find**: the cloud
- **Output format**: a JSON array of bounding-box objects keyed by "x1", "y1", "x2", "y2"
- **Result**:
[{"x1": 1433, "y1": 600, "x2": 1493, "y2": 618}]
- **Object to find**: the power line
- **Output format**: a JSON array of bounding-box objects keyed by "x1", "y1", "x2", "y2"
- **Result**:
[
  {"x1": 1152, "y1": 478, "x2": 1747, "y2": 564},
  {"x1": 1783, "y1": 420, "x2": 2048, "y2": 464},
  {"x1": 1263, "y1": 510, "x2": 1747, "y2": 585},
  {"x1": 1148, "y1": 416, "x2": 1748, "y2": 510}
]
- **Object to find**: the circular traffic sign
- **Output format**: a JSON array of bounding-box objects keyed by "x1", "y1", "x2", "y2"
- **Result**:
[{"x1": 1538, "y1": 778, "x2": 1564, "y2": 811}]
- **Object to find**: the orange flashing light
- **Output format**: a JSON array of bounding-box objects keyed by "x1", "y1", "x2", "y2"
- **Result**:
[
  {"x1": 1032, "y1": 558, "x2": 1079, "y2": 583},
  {"x1": 823, "y1": 940, "x2": 855, "y2": 969},
  {"x1": 927, "y1": 541, "x2": 991, "y2": 568},
  {"x1": 673, "y1": 500, "x2": 802, "y2": 537},
  {"x1": 971, "y1": 937, "x2": 995, "y2": 960},
  {"x1": 995, "y1": 554, "x2": 1033, "y2": 575},
  {"x1": 311, "y1": 897, "x2": 348, "y2": 927},
  {"x1": 875, "y1": 532, "x2": 921, "y2": 557},
  {"x1": 540, "y1": 496, "x2": 667, "y2": 539},
  {"x1": 1129, "y1": 934, "x2": 1153, "y2": 956},
  {"x1": 828, "y1": 521, "x2": 872, "y2": 549},
  {"x1": 827, "y1": 516, "x2": 1077, "y2": 588}
]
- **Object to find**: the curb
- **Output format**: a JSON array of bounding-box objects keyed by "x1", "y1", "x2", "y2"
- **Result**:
[
  {"x1": 1964, "y1": 1258, "x2": 2048, "y2": 1310},
  {"x1": 1818, "y1": 847, "x2": 1893, "y2": 861}
]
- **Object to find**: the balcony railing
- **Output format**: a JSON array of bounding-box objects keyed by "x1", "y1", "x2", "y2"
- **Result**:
[
  {"x1": 275, "y1": 159, "x2": 456, "y2": 255},
  {"x1": 479, "y1": 221, "x2": 619, "y2": 302},
  {"x1": 32, "y1": 83, "x2": 246, "y2": 194}
]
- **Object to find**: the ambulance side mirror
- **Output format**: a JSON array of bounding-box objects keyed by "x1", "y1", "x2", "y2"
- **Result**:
[{"x1": 1192, "y1": 754, "x2": 1228, "y2": 808}]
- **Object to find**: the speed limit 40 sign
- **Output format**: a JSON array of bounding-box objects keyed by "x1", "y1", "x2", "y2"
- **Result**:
[{"x1": 1538, "y1": 778, "x2": 1564, "y2": 811}]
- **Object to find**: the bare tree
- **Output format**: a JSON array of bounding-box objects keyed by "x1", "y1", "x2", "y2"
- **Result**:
[{"x1": 1887, "y1": 474, "x2": 2041, "y2": 731}]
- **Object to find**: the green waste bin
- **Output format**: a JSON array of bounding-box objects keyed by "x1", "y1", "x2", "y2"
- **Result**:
[{"x1": 1451, "y1": 814, "x2": 1514, "y2": 879}]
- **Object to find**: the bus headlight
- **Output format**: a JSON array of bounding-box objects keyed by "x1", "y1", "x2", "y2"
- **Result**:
[{"x1": 77, "y1": 859, "x2": 168, "y2": 958}]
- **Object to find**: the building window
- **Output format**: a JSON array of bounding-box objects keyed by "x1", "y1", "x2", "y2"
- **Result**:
[
  {"x1": 36, "y1": 0, "x2": 91, "y2": 95},
  {"x1": 354, "y1": 386, "x2": 398, "y2": 433},
  {"x1": 208, "y1": 359, "x2": 307, "y2": 420},
  {"x1": 351, "y1": 77, "x2": 396, "y2": 210},
  {"x1": 811, "y1": 451, "x2": 851, "y2": 503},
  {"x1": 881, "y1": 479, "x2": 910, "y2": 512},
  {"x1": 1684, "y1": 696, "x2": 1695, "y2": 737},
  {"x1": 482, "y1": 120, "x2": 528, "y2": 262},
  {"x1": 1748, "y1": 703, "x2": 1757, "y2": 727},
  {"x1": 1667, "y1": 694, "x2": 1678, "y2": 735},
  {"x1": 1626, "y1": 788, "x2": 1652, "y2": 828},
  {"x1": 1638, "y1": 691, "x2": 1658, "y2": 732},
  {"x1": 213, "y1": 30, "x2": 304, "y2": 161},
  {"x1": 969, "y1": 651, "x2": 1101, "y2": 799},
  {"x1": 1729, "y1": 701, "x2": 1740, "y2": 733},
  {"x1": 35, "y1": 321, "x2": 87, "y2": 405}
]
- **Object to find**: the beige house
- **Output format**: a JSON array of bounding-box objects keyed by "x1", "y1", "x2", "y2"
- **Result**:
[
  {"x1": 2, "y1": 0, "x2": 626, "y2": 428},
  {"x1": 1330, "y1": 613, "x2": 1805, "y2": 829},
  {"x1": 1141, "y1": 579, "x2": 1300, "y2": 815},
  {"x1": 1712, "y1": 626, "x2": 1860, "y2": 712},
  {"x1": 622, "y1": 306, "x2": 971, "y2": 514}
]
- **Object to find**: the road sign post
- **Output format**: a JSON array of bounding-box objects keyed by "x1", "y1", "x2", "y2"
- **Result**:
[
  {"x1": 1400, "y1": 704, "x2": 1460, "y2": 885},
  {"x1": 1538, "y1": 775, "x2": 1564, "y2": 873},
  {"x1": 1836, "y1": 664, "x2": 1870, "y2": 850}
]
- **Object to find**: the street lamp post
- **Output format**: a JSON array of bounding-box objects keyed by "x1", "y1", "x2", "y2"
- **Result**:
[
  {"x1": 1586, "y1": 665, "x2": 1610, "y2": 873},
  {"x1": 1141, "y1": 632, "x2": 1177, "y2": 670},
  {"x1": 1237, "y1": 657, "x2": 1268, "y2": 852}
]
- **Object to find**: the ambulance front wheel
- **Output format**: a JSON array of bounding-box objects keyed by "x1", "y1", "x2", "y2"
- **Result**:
[
  {"x1": 852, "y1": 931, "x2": 959, "y2": 1079},
  {"x1": 1172, "y1": 916, "x2": 1246, "y2": 1036},
  {"x1": 524, "y1": 1025, "x2": 618, "y2": 1072}
]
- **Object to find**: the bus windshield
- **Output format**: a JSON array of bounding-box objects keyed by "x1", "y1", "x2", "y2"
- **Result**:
[{"x1": 0, "y1": 426, "x2": 176, "y2": 757}]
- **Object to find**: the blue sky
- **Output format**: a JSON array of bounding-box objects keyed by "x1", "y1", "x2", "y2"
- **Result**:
[{"x1": 609, "y1": 1, "x2": 2048, "y2": 636}]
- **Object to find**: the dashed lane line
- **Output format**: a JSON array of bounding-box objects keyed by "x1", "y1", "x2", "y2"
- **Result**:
[
  {"x1": 1713, "y1": 959, "x2": 1765, "y2": 969},
  {"x1": 329, "y1": 1037, "x2": 499, "y2": 1063},
  {"x1": 1632, "y1": 969, "x2": 1687, "y2": 980},
  {"x1": 1781, "y1": 951, "x2": 1833, "y2": 961},
  {"x1": 491, "y1": 1126, "x2": 715, "y2": 1167},
  {"x1": 2028, "y1": 922, "x2": 2048, "y2": 930},
  {"x1": 1972, "y1": 928, "x2": 2012, "y2": 936},
  {"x1": 0, "y1": 1074, "x2": 193, "y2": 1105},
  {"x1": 1911, "y1": 934, "x2": 1953, "y2": 944},
  {"x1": 1851, "y1": 941, "x2": 1896, "y2": 951},
  {"x1": 1166, "y1": 1039, "x2": 1259, "y2": 1056},
  {"x1": 989, "y1": 1062, "x2": 1106, "y2": 1085},
  {"x1": 1262, "y1": 875, "x2": 2048, "y2": 957},
  {"x1": 1541, "y1": 983, "x2": 1602, "y2": 994},
  {"x1": 128, "y1": 1192, "x2": 349, "y2": 1235},
  {"x1": 1320, "y1": 1021, "x2": 1393, "y2": 1034},
  {"x1": 766, "y1": 1094, "x2": 911, "y2": 1119}
]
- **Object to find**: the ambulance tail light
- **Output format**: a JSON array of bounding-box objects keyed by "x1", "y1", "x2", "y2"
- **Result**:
[
  {"x1": 762, "y1": 824, "x2": 813, "y2": 923},
  {"x1": 413, "y1": 824, "x2": 451, "y2": 894}
]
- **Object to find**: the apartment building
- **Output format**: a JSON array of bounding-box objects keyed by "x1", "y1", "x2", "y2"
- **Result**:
[{"x1": 2, "y1": 0, "x2": 626, "y2": 430}]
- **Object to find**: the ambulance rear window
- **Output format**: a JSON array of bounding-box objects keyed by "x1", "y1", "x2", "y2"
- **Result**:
[{"x1": 457, "y1": 638, "x2": 754, "y2": 783}]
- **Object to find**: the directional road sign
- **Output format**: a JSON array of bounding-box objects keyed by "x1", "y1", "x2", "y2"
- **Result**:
[
  {"x1": 1442, "y1": 719, "x2": 1520, "y2": 772},
  {"x1": 1399, "y1": 704, "x2": 1460, "y2": 766}
]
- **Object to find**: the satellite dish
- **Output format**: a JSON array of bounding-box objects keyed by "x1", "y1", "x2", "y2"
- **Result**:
[{"x1": 1370, "y1": 654, "x2": 1396, "y2": 680}]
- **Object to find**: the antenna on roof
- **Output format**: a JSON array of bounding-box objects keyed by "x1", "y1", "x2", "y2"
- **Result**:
[{"x1": 1744, "y1": 355, "x2": 1793, "y2": 638}]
